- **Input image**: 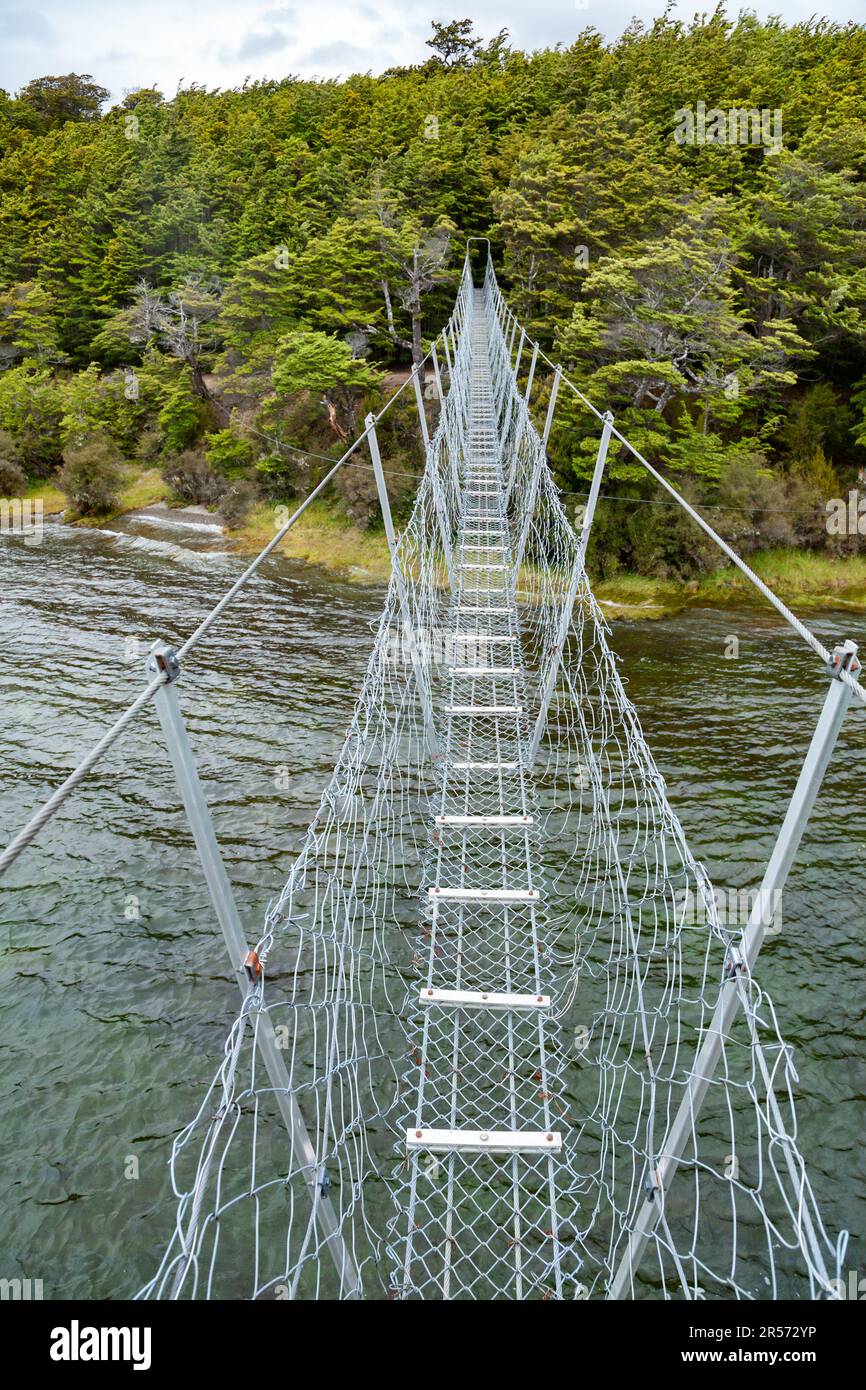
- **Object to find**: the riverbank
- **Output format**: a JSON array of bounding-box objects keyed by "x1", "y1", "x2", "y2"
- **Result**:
[
  {"x1": 25, "y1": 474, "x2": 866, "y2": 617},
  {"x1": 26, "y1": 468, "x2": 171, "y2": 525},
  {"x1": 593, "y1": 552, "x2": 866, "y2": 620}
]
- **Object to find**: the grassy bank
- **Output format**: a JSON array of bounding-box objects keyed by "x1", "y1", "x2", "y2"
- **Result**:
[
  {"x1": 595, "y1": 550, "x2": 866, "y2": 619},
  {"x1": 26, "y1": 467, "x2": 170, "y2": 522},
  {"x1": 27, "y1": 466, "x2": 394, "y2": 582},
  {"x1": 194, "y1": 493, "x2": 866, "y2": 609},
  {"x1": 234, "y1": 499, "x2": 392, "y2": 582},
  {"x1": 27, "y1": 467, "x2": 866, "y2": 614}
]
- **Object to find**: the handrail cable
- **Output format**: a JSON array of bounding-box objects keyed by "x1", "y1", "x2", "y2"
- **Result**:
[{"x1": 0, "y1": 336, "x2": 442, "y2": 877}]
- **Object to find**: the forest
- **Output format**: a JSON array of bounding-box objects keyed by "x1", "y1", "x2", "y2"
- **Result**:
[{"x1": 1, "y1": 8, "x2": 865, "y2": 581}]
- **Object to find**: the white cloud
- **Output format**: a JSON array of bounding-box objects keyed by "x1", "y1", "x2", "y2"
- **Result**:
[
  {"x1": 0, "y1": 10, "x2": 56, "y2": 45},
  {"x1": 232, "y1": 28, "x2": 293, "y2": 61},
  {"x1": 304, "y1": 40, "x2": 382, "y2": 70},
  {"x1": 0, "y1": 1, "x2": 861, "y2": 100}
]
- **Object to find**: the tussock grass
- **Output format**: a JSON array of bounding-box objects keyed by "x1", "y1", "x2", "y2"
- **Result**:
[
  {"x1": 698, "y1": 548, "x2": 866, "y2": 610},
  {"x1": 233, "y1": 499, "x2": 392, "y2": 582}
]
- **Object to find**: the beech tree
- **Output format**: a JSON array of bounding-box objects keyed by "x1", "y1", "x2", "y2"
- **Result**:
[
  {"x1": 0, "y1": 281, "x2": 63, "y2": 366},
  {"x1": 558, "y1": 203, "x2": 805, "y2": 479},
  {"x1": 271, "y1": 331, "x2": 381, "y2": 441},
  {"x1": 128, "y1": 278, "x2": 222, "y2": 406},
  {"x1": 14, "y1": 73, "x2": 109, "y2": 129}
]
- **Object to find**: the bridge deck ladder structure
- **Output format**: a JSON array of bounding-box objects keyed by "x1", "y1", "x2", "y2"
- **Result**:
[
  {"x1": 400, "y1": 290, "x2": 564, "y2": 1300},
  {"x1": 8, "y1": 253, "x2": 857, "y2": 1304}
]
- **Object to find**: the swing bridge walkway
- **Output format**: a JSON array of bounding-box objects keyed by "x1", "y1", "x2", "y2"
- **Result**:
[{"x1": 1, "y1": 249, "x2": 864, "y2": 1301}]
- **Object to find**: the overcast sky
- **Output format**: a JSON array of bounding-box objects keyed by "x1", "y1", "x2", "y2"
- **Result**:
[{"x1": 0, "y1": 1, "x2": 862, "y2": 100}]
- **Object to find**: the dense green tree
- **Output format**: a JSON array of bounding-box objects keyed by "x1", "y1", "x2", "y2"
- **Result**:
[
  {"x1": 0, "y1": 364, "x2": 64, "y2": 469},
  {"x1": 58, "y1": 363, "x2": 142, "y2": 450},
  {"x1": 14, "y1": 74, "x2": 110, "y2": 130},
  {"x1": 271, "y1": 331, "x2": 381, "y2": 440},
  {"x1": 735, "y1": 152, "x2": 866, "y2": 359},
  {"x1": 205, "y1": 428, "x2": 257, "y2": 478},
  {"x1": 492, "y1": 108, "x2": 685, "y2": 338},
  {"x1": 1, "y1": 8, "x2": 865, "y2": 543},
  {"x1": 557, "y1": 201, "x2": 804, "y2": 478},
  {"x1": 426, "y1": 20, "x2": 484, "y2": 67},
  {"x1": 217, "y1": 251, "x2": 300, "y2": 389},
  {"x1": 285, "y1": 217, "x2": 388, "y2": 340},
  {"x1": 0, "y1": 281, "x2": 63, "y2": 365},
  {"x1": 155, "y1": 374, "x2": 207, "y2": 452}
]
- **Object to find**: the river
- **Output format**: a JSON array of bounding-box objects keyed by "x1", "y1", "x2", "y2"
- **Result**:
[{"x1": 1, "y1": 514, "x2": 863, "y2": 1299}]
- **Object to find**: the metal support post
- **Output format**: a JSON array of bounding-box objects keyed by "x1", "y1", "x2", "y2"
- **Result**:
[
  {"x1": 428, "y1": 450, "x2": 457, "y2": 591},
  {"x1": 527, "y1": 413, "x2": 614, "y2": 766},
  {"x1": 504, "y1": 414, "x2": 522, "y2": 505},
  {"x1": 514, "y1": 328, "x2": 526, "y2": 379},
  {"x1": 145, "y1": 640, "x2": 361, "y2": 1299},
  {"x1": 578, "y1": 411, "x2": 613, "y2": 562},
  {"x1": 513, "y1": 445, "x2": 544, "y2": 574},
  {"x1": 514, "y1": 367, "x2": 562, "y2": 571},
  {"x1": 525, "y1": 343, "x2": 538, "y2": 405},
  {"x1": 412, "y1": 364, "x2": 430, "y2": 449},
  {"x1": 411, "y1": 352, "x2": 454, "y2": 583},
  {"x1": 541, "y1": 365, "x2": 562, "y2": 447},
  {"x1": 431, "y1": 343, "x2": 444, "y2": 411},
  {"x1": 447, "y1": 321, "x2": 458, "y2": 369},
  {"x1": 442, "y1": 326, "x2": 452, "y2": 376},
  {"x1": 366, "y1": 415, "x2": 440, "y2": 759},
  {"x1": 608, "y1": 640, "x2": 860, "y2": 1300}
]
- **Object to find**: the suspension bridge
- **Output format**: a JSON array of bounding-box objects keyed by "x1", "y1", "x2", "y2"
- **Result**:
[{"x1": 2, "y1": 250, "x2": 863, "y2": 1301}]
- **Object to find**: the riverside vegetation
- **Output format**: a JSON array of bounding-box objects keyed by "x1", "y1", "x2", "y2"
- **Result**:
[{"x1": 2, "y1": 11, "x2": 866, "y2": 614}]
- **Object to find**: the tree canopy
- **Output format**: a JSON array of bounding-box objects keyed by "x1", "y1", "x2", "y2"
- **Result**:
[{"x1": 1, "y1": 10, "x2": 865, "y2": 564}]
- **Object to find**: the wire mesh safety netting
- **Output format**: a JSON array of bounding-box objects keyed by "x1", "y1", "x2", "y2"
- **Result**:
[{"x1": 138, "y1": 259, "x2": 846, "y2": 1302}]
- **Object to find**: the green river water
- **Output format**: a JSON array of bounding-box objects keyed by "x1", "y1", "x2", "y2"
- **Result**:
[{"x1": 0, "y1": 513, "x2": 863, "y2": 1299}]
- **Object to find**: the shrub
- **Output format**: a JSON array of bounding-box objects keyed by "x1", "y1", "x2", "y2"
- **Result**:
[
  {"x1": 59, "y1": 432, "x2": 125, "y2": 516},
  {"x1": 0, "y1": 430, "x2": 25, "y2": 495},
  {"x1": 784, "y1": 459, "x2": 832, "y2": 551},
  {"x1": 336, "y1": 459, "x2": 382, "y2": 528},
  {"x1": 135, "y1": 427, "x2": 162, "y2": 463},
  {"x1": 254, "y1": 451, "x2": 312, "y2": 501},
  {"x1": 220, "y1": 480, "x2": 258, "y2": 528},
  {"x1": 707, "y1": 457, "x2": 795, "y2": 554},
  {"x1": 707, "y1": 456, "x2": 831, "y2": 556},
  {"x1": 626, "y1": 483, "x2": 717, "y2": 580},
  {"x1": 0, "y1": 457, "x2": 26, "y2": 495},
  {"x1": 157, "y1": 377, "x2": 205, "y2": 452},
  {"x1": 789, "y1": 445, "x2": 839, "y2": 497},
  {"x1": 161, "y1": 450, "x2": 226, "y2": 507},
  {"x1": 205, "y1": 428, "x2": 256, "y2": 479}
]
